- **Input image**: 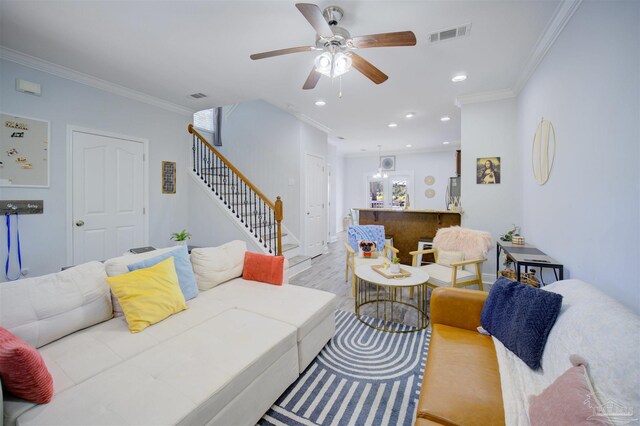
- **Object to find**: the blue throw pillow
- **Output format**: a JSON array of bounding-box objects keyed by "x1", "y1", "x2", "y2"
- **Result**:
[
  {"x1": 127, "y1": 246, "x2": 198, "y2": 300},
  {"x1": 480, "y1": 276, "x2": 562, "y2": 370}
]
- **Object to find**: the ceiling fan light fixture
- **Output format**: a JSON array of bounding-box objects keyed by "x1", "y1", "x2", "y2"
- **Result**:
[
  {"x1": 314, "y1": 52, "x2": 333, "y2": 77},
  {"x1": 333, "y1": 52, "x2": 352, "y2": 77}
]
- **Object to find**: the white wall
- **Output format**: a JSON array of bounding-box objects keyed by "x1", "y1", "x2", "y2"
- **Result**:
[
  {"x1": 460, "y1": 98, "x2": 520, "y2": 276},
  {"x1": 327, "y1": 141, "x2": 346, "y2": 239},
  {"x1": 0, "y1": 58, "x2": 190, "y2": 279},
  {"x1": 342, "y1": 150, "x2": 457, "y2": 212},
  {"x1": 516, "y1": 0, "x2": 639, "y2": 312}
]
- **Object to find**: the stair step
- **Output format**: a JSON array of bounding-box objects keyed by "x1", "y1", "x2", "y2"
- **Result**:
[
  {"x1": 287, "y1": 255, "x2": 311, "y2": 268},
  {"x1": 282, "y1": 243, "x2": 298, "y2": 252}
]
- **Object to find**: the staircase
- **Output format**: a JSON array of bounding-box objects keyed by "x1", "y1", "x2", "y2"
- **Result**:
[{"x1": 188, "y1": 125, "x2": 311, "y2": 276}]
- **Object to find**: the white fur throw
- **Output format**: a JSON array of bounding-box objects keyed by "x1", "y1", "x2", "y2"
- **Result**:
[{"x1": 433, "y1": 226, "x2": 492, "y2": 260}]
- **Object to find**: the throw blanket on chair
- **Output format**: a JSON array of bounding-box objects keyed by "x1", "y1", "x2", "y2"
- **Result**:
[
  {"x1": 433, "y1": 226, "x2": 492, "y2": 260},
  {"x1": 348, "y1": 225, "x2": 386, "y2": 253}
]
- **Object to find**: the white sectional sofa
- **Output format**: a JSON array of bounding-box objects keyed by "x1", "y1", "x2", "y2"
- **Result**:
[{"x1": 0, "y1": 241, "x2": 336, "y2": 426}]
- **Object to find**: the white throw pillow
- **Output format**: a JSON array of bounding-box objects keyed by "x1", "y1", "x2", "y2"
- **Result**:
[
  {"x1": 190, "y1": 240, "x2": 247, "y2": 290},
  {"x1": 436, "y1": 250, "x2": 465, "y2": 267}
]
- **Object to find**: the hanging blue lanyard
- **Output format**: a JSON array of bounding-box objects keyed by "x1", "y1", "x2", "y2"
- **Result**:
[{"x1": 5, "y1": 212, "x2": 22, "y2": 281}]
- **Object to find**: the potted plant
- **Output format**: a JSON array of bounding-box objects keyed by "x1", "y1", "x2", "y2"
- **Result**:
[
  {"x1": 170, "y1": 229, "x2": 192, "y2": 246},
  {"x1": 390, "y1": 256, "x2": 401, "y2": 274}
]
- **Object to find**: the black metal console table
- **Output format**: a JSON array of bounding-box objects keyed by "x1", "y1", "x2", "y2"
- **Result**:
[{"x1": 496, "y1": 241, "x2": 564, "y2": 285}]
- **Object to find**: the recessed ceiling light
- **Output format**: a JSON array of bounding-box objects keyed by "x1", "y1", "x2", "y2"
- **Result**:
[
  {"x1": 405, "y1": 112, "x2": 415, "y2": 119},
  {"x1": 451, "y1": 74, "x2": 467, "y2": 82},
  {"x1": 440, "y1": 116, "x2": 451, "y2": 122},
  {"x1": 314, "y1": 100, "x2": 326, "y2": 106},
  {"x1": 388, "y1": 122, "x2": 398, "y2": 128},
  {"x1": 443, "y1": 141, "x2": 450, "y2": 145},
  {"x1": 406, "y1": 144, "x2": 412, "y2": 148}
]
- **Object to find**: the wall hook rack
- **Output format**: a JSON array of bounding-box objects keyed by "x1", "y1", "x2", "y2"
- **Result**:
[{"x1": 1, "y1": 200, "x2": 44, "y2": 215}]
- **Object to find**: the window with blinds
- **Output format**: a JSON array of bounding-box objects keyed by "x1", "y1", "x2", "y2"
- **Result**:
[{"x1": 193, "y1": 108, "x2": 214, "y2": 133}]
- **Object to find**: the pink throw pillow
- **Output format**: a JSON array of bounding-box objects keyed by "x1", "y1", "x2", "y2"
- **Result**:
[
  {"x1": 529, "y1": 355, "x2": 611, "y2": 425},
  {"x1": 243, "y1": 252, "x2": 285, "y2": 285},
  {"x1": 0, "y1": 327, "x2": 54, "y2": 403}
]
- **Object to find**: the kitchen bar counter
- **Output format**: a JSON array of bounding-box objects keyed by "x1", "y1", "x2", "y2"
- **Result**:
[{"x1": 354, "y1": 208, "x2": 461, "y2": 265}]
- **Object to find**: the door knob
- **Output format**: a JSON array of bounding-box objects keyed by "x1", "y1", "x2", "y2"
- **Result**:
[{"x1": 75, "y1": 220, "x2": 85, "y2": 227}]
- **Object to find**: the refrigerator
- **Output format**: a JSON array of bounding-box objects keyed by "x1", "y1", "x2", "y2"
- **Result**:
[{"x1": 445, "y1": 176, "x2": 461, "y2": 210}]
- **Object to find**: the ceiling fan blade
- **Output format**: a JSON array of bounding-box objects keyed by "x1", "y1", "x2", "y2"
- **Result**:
[
  {"x1": 303, "y1": 67, "x2": 321, "y2": 90},
  {"x1": 295, "y1": 3, "x2": 334, "y2": 38},
  {"x1": 250, "y1": 46, "x2": 315, "y2": 60},
  {"x1": 350, "y1": 53, "x2": 388, "y2": 84},
  {"x1": 350, "y1": 31, "x2": 417, "y2": 49}
]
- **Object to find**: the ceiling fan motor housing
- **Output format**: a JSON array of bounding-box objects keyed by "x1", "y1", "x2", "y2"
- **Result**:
[
  {"x1": 316, "y1": 26, "x2": 351, "y2": 49},
  {"x1": 322, "y1": 6, "x2": 344, "y2": 26}
]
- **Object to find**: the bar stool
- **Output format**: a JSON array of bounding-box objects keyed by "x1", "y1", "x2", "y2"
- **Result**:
[{"x1": 416, "y1": 237, "x2": 433, "y2": 266}]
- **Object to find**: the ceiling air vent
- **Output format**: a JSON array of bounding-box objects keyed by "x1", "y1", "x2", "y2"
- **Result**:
[
  {"x1": 429, "y1": 23, "x2": 471, "y2": 43},
  {"x1": 189, "y1": 93, "x2": 207, "y2": 99}
]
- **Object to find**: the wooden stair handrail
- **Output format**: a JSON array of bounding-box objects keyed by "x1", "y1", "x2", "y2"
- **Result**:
[
  {"x1": 188, "y1": 124, "x2": 275, "y2": 210},
  {"x1": 188, "y1": 124, "x2": 283, "y2": 256}
]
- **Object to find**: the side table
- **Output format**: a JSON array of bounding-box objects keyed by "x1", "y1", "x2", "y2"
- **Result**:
[{"x1": 496, "y1": 241, "x2": 564, "y2": 285}]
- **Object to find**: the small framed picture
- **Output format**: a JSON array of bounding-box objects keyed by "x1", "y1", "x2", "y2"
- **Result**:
[
  {"x1": 380, "y1": 155, "x2": 396, "y2": 171},
  {"x1": 476, "y1": 157, "x2": 501, "y2": 184},
  {"x1": 162, "y1": 161, "x2": 176, "y2": 194}
]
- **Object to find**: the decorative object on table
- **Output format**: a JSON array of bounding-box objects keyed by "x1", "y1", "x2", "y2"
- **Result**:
[
  {"x1": 1, "y1": 113, "x2": 49, "y2": 187},
  {"x1": 499, "y1": 224, "x2": 521, "y2": 242},
  {"x1": 499, "y1": 268, "x2": 540, "y2": 288},
  {"x1": 380, "y1": 155, "x2": 396, "y2": 171},
  {"x1": 532, "y1": 117, "x2": 556, "y2": 185},
  {"x1": 359, "y1": 240, "x2": 377, "y2": 258},
  {"x1": 371, "y1": 264, "x2": 412, "y2": 279},
  {"x1": 476, "y1": 157, "x2": 501, "y2": 184},
  {"x1": 161, "y1": 161, "x2": 176, "y2": 194},
  {"x1": 390, "y1": 256, "x2": 401, "y2": 273},
  {"x1": 448, "y1": 195, "x2": 462, "y2": 213},
  {"x1": 170, "y1": 229, "x2": 192, "y2": 245},
  {"x1": 424, "y1": 175, "x2": 435, "y2": 186},
  {"x1": 512, "y1": 235, "x2": 525, "y2": 245},
  {"x1": 259, "y1": 310, "x2": 429, "y2": 426},
  {"x1": 424, "y1": 188, "x2": 435, "y2": 198}
]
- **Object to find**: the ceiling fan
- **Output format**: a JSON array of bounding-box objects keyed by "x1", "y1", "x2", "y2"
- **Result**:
[{"x1": 250, "y1": 3, "x2": 417, "y2": 90}]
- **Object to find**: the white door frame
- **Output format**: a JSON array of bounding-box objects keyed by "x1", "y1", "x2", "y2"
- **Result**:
[
  {"x1": 301, "y1": 152, "x2": 327, "y2": 256},
  {"x1": 66, "y1": 126, "x2": 149, "y2": 265}
]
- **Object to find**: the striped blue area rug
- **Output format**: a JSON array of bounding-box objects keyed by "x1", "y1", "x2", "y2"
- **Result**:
[{"x1": 259, "y1": 310, "x2": 430, "y2": 426}]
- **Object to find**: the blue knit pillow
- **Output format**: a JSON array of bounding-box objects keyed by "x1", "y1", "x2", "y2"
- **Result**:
[
  {"x1": 127, "y1": 245, "x2": 198, "y2": 301},
  {"x1": 481, "y1": 277, "x2": 563, "y2": 370}
]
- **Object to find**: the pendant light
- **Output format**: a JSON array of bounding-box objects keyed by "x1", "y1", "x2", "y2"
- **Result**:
[{"x1": 373, "y1": 145, "x2": 388, "y2": 179}]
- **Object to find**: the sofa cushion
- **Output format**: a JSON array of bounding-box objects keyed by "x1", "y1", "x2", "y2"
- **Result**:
[
  {"x1": 190, "y1": 240, "x2": 247, "y2": 290},
  {"x1": 105, "y1": 246, "x2": 181, "y2": 316},
  {"x1": 127, "y1": 245, "x2": 198, "y2": 300},
  {"x1": 0, "y1": 327, "x2": 53, "y2": 404},
  {"x1": 200, "y1": 279, "x2": 336, "y2": 342},
  {"x1": 14, "y1": 309, "x2": 297, "y2": 426},
  {"x1": 0, "y1": 261, "x2": 111, "y2": 348},
  {"x1": 242, "y1": 252, "x2": 284, "y2": 285},
  {"x1": 481, "y1": 277, "x2": 562, "y2": 369},
  {"x1": 416, "y1": 324, "x2": 505, "y2": 425},
  {"x1": 106, "y1": 257, "x2": 188, "y2": 333}
]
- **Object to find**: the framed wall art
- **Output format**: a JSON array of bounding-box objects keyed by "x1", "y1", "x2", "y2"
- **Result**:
[
  {"x1": 380, "y1": 155, "x2": 395, "y2": 171},
  {"x1": 0, "y1": 113, "x2": 50, "y2": 187},
  {"x1": 162, "y1": 161, "x2": 176, "y2": 194},
  {"x1": 476, "y1": 157, "x2": 501, "y2": 184}
]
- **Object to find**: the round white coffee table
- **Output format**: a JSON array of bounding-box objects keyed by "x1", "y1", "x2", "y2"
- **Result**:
[{"x1": 354, "y1": 264, "x2": 430, "y2": 333}]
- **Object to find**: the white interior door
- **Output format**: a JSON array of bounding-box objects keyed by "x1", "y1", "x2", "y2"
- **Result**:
[
  {"x1": 72, "y1": 130, "x2": 145, "y2": 264},
  {"x1": 304, "y1": 153, "x2": 325, "y2": 257}
]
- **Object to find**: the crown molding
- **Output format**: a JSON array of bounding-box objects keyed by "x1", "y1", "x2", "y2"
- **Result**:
[
  {"x1": 341, "y1": 144, "x2": 460, "y2": 158},
  {"x1": 455, "y1": 89, "x2": 516, "y2": 107},
  {"x1": 513, "y1": 0, "x2": 583, "y2": 93},
  {"x1": 0, "y1": 46, "x2": 195, "y2": 116},
  {"x1": 293, "y1": 112, "x2": 332, "y2": 134}
]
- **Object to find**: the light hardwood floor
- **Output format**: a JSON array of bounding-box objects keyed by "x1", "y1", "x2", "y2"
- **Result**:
[{"x1": 289, "y1": 232, "x2": 428, "y2": 327}]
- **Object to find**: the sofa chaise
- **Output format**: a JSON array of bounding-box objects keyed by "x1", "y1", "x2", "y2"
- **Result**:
[{"x1": 1, "y1": 241, "x2": 336, "y2": 426}]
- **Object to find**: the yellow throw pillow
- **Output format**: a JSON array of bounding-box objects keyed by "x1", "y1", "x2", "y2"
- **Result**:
[{"x1": 106, "y1": 257, "x2": 188, "y2": 333}]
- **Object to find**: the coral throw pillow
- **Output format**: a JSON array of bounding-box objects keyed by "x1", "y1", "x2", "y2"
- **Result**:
[
  {"x1": 243, "y1": 252, "x2": 285, "y2": 285},
  {"x1": 106, "y1": 257, "x2": 188, "y2": 333},
  {"x1": 0, "y1": 327, "x2": 54, "y2": 403}
]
